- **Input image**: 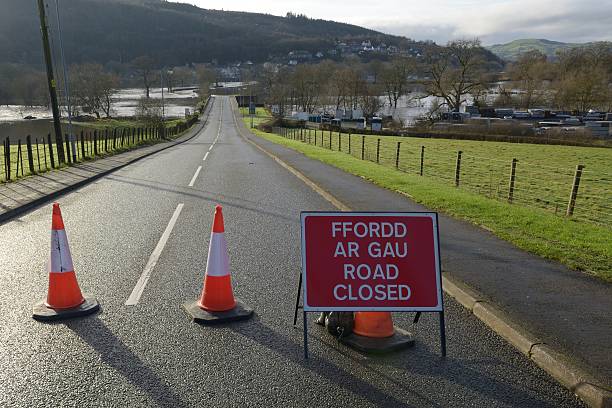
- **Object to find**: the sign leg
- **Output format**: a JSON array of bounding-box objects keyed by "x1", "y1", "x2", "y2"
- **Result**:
[
  {"x1": 439, "y1": 311, "x2": 447, "y2": 357},
  {"x1": 293, "y1": 273, "x2": 302, "y2": 326},
  {"x1": 413, "y1": 311, "x2": 422, "y2": 324},
  {"x1": 303, "y1": 311, "x2": 309, "y2": 359}
]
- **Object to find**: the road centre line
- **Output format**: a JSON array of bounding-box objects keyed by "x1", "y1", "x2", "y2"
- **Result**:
[
  {"x1": 125, "y1": 203, "x2": 184, "y2": 306},
  {"x1": 188, "y1": 166, "x2": 203, "y2": 187},
  {"x1": 203, "y1": 151, "x2": 209, "y2": 161}
]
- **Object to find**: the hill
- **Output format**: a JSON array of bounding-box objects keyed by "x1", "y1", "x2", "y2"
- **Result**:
[
  {"x1": 487, "y1": 39, "x2": 590, "y2": 61},
  {"x1": 0, "y1": 0, "x2": 502, "y2": 69},
  {"x1": 0, "y1": 0, "x2": 403, "y2": 67}
]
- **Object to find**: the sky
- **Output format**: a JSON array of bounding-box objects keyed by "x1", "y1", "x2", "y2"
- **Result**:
[{"x1": 181, "y1": 0, "x2": 612, "y2": 45}]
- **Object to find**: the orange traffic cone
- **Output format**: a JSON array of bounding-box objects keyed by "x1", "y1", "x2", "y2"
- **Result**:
[
  {"x1": 341, "y1": 311, "x2": 414, "y2": 353},
  {"x1": 198, "y1": 205, "x2": 235, "y2": 311},
  {"x1": 353, "y1": 312, "x2": 395, "y2": 338},
  {"x1": 33, "y1": 203, "x2": 100, "y2": 321},
  {"x1": 184, "y1": 205, "x2": 253, "y2": 324}
]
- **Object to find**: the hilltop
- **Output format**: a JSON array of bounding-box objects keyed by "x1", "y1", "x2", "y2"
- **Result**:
[{"x1": 487, "y1": 38, "x2": 591, "y2": 60}]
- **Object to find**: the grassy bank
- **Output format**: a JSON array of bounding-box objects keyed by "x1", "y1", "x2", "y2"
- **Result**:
[
  {"x1": 243, "y1": 117, "x2": 612, "y2": 282},
  {"x1": 1, "y1": 116, "x2": 197, "y2": 182}
]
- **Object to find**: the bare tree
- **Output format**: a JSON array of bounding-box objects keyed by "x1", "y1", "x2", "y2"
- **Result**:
[
  {"x1": 132, "y1": 56, "x2": 156, "y2": 99},
  {"x1": 381, "y1": 57, "x2": 412, "y2": 109},
  {"x1": 427, "y1": 39, "x2": 484, "y2": 112},
  {"x1": 509, "y1": 50, "x2": 549, "y2": 108},
  {"x1": 70, "y1": 63, "x2": 118, "y2": 118},
  {"x1": 196, "y1": 65, "x2": 216, "y2": 100},
  {"x1": 553, "y1": 44, "x2": 612, "y2": 112}
]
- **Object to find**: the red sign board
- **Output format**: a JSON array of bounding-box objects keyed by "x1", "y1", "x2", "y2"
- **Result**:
[{"x1": 301, "y1": 212, "x2": 443, "y2": 311}]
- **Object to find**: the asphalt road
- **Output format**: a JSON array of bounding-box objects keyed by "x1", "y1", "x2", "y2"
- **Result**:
[{"x1": 0, "y1": 96, "x2": 585, "y2": 407}]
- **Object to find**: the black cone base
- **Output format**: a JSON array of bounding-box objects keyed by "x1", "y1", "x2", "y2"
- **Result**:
[
  {"x1": 183, "y1": 299, "x2": 253, "y2": 325},
  {"x1": 32, "y1": 296, "x2": 100, "y2": 322},
  {"x1": 340, "y1": 326, "x2": 415, "y2": 354}
]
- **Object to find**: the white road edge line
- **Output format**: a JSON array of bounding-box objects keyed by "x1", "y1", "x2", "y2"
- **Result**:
[
  {"x1": 203, "y1": 151, "x2": 209, "y2": 161},
  {"x1": 188, "y1": 166, "x2": 203, "y2": 187},
  {"x1": 125, "y1": 203, "x2": 184, "y2": 306}
]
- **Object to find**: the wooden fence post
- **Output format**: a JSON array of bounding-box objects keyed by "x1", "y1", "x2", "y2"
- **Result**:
[
  {"x1": 4, "y1": 138, "x2": 10, "y2": 180},
  {"x1": 348, "y1": 133, "x2": 352, "y2": 154},
  {"x1": 395, "y1": 142, "x2": 401, "y2": 169},
  {"x1": 420, "y1": 146, "x2": 425, "y2": 176},
  {"x1": 376, "y1": 138, "x2": 381, "y2": 163},
  {"x1": 26, "y1": 135, "x2": 35, "y2": 174},
  {"x1": 361, "y1": 135, "x2": 365, "y2": 160},
  {"x1": 35, "y1": 138, "x2": 41, "y2": 172},
  {"x1": 566, "y1": 164, "x2": 584, "y2": 216},
  {"x1": 16, "y1": 140, "x2": 23, "y2": 176},
  {"x1": 80, "y1": 131, "x2": 85, "y2": 159},
  {"x1": 42, "y1": 138, "x2": 47, "y2": 170},
  {"x1": 65, "y1": 135, "x2": 71, "y2": 164},
  {"x1": 455, "y1": 151, "x2": 462, "y2": 187},
  {"x1": 508, "y1": 158, "x2": 518, "y2": 203},
  {"x1": 93, "y1": 131, "x2": 98, "y2": 156},
  {"x1": 338, "y1": 132, "x2": 341, "y2": 152},
  {"x1": 47, "y1": 134, "x2": 55, "y2": 169}
]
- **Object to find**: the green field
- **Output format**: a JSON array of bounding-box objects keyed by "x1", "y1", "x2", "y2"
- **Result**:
[
  {"x1": 275, "y1": 127, "x2": 612, "y2": 226},
  {"x1": 242, "y1": 115, "x2": 612, "y2": 282},
  {"x1": 240, "y1": 107, "x2": 273, "y2": 128}
]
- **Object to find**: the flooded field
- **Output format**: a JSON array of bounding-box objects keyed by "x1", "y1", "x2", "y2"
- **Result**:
[{"x1": 0, "y1": 87, "x2": 198, "y2": 142}]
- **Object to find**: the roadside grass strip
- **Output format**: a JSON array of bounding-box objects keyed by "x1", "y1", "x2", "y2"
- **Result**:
[{"x1": 245, "y1": 123, "x2": 612, "y2": 283}]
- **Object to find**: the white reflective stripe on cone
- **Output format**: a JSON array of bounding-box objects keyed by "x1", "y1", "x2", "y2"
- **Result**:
[
  {"x1": 205, "y1": 232, "x2": 230, "y2": 277},
  {"x1": 48, "y1": 229, "x2": 74, "y2": 273}
]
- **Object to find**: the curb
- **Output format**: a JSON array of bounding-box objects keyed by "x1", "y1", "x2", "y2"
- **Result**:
[
  {"x1": 0, "y1": 99, "x2": 213, "y2": 226},
  {"x1": 443, "y1": 274, "x2": 612, "y2": 408},
  {"x1": 231, "y1": 103, "x2": 611, "y2": 408}
]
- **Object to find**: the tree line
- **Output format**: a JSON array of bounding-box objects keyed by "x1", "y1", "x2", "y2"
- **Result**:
[
  {"x1": 256, "y1": 40, "x2": 612, "y2": 121},
  {"x1": 258, "y1": 40, "x2": 495, "y2": 119},
  {"x1": 500, "y1": 43, "x2": 612, "y2": 112}
]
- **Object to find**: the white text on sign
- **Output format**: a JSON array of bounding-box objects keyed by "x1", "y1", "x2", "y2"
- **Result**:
[{"x1": 331, "y1": 221, "x2": 411, "y2": 302}]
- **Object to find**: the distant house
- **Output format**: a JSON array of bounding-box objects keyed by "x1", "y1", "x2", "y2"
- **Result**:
[
  {"x1": 288, "y1": 50, "x2": 313, "y2": 61},
  {"x1": 315, "y1": 51, "x2": 324, "y2": 58}
]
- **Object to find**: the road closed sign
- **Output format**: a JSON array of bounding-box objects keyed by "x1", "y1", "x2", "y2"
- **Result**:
[{"x1": 300, "y1": 212, "x2": 443, "y2": 311}]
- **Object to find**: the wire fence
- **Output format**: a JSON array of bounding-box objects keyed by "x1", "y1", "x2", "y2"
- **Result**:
[
  {"x1": 1, "y1": 116, "x2": 198, "y2": 183},
  {"x1": 272, "y1": 126, "x2": 612, "y2": 227}
]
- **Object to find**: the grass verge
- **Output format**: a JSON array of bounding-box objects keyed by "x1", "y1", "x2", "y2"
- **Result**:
[{"x1": 246, "y1": 122, "x2": 612, "y2": 283}]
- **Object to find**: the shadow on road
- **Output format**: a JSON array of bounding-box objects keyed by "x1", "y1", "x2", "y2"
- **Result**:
[
  {"x1": 106, "y1": 174, "x2": 298, "y2": 223},
  {"x1": 66, "y1": 317, "x2": 189, "y2": 408},
  {"x1": 229, "y1": 318, "x2": 431, "y2": 408},
  {"x1": 230, "y1": 318, "x2": 563, "y2": 408}
]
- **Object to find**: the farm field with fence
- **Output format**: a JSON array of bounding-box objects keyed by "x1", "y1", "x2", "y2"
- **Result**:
[
  {"x1": 275, "y1": 127, "x2": 612, "y2": 227},
  {"x1": 241, "y1": 110, "x2": 611, "y2": 281}
]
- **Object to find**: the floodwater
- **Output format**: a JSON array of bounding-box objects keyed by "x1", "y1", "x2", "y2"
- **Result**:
[{"x1": 0, "y1": 87, "x2": 198, "y2": 143}]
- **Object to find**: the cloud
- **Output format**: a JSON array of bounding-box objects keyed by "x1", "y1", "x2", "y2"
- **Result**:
[
  {"x1": 185, "y1": 0, "x2": 612, "y2": 44},
  {"x1": 360, "y1": 0, "x2": 612, "y2": 44}
]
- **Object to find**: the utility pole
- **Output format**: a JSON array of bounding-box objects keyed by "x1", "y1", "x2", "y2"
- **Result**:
[
  {"x1": 54, "y1": 0, "x2": 76, "y2": 163},
  {"x1": 37, "y1": 0, "x2": 65, "y2": 164}
]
